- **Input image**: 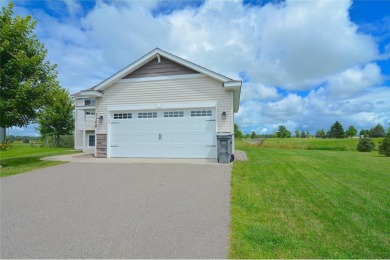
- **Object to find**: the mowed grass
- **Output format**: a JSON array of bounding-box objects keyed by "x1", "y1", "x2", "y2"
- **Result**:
[
  {"x1": 241, "y1": 137, "x2": 383, "y2": 151},
  {"x1": 230, "y1": 143, "x2": 390, "y2": 258},
  {"x1": 0, "y1": 143, "x2": 80, "y2": 177}
]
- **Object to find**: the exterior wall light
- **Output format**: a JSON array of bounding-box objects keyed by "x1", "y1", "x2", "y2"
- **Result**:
[
  {"x1": 221, "y1": 111, "x2": 227, "y2": 119},
  {"x1": 98, "y1": 115, "x2": 103, "y2": 121}
]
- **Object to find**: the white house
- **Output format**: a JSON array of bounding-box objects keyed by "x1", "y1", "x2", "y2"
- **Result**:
[{"x1": 72, "y1": 48, "x2": 241, "y2": 161}]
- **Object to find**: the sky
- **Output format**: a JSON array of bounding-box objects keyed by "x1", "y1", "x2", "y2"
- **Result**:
[{"x1": 4, "y1": 0, "x2": 390, "y2": 136}]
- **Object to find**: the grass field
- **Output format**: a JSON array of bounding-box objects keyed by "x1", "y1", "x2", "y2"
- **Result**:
[
  {"x1": 0, "y1": 143, "x2": 80, "y2": 177},
  {"x1": 229, "y1": 141, "x2": 390, "y2": 258},
  {"x1": 240, "y1": 137, "x2": 383, "y2": 151}
]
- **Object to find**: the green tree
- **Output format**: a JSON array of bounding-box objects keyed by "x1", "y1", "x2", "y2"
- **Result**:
[
  {"x1": 346, "y1": 125, "x2": 357, "y2": 138},
  {"x1": 276, "y1": 125, "x2": 291, "y2": 138},
  {"x1": 295, "y1": 130, "x2": 300, "y2": 138},
  {"x1": 359, "y1": 129, "x2": 370, "y2": 137},
  {"x1": 0, "y1": 3, "x2": 59, "y2": 130},
  {"x1": 37, "y1": 88, "x2": 74, "y2": 147},
  {"x1": 251, "y1": 131, "x2": 257, "y2": 139},
  {"x1": 356, "y1": 137, "x2": 375, "y2": 152},
  {"x1": 329, "y1": 121, "x2": 345, "y2": 138},
  {"x1": 306, "y1": 131, "x2": 311, "y2": 138},
  {"x1": 315, "y1": 129, "x2": 326, "y2": 138},
  {"x1": 234, "y1": 123, "x2": 243, "y2": 138},
  {"x1": 378, "y1": 132, "x2": 390, "y2": 157},
  {"x1": 300, "y1": 130, "x2": 306, "y2": 138},
  {"x1": 370, "y1": 124, "x2": 385, "y2": 138}
]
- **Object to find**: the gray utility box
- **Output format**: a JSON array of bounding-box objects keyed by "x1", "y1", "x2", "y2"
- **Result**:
[{"x1": 217, "y1": 134, "x2": 233, "y2": 164}]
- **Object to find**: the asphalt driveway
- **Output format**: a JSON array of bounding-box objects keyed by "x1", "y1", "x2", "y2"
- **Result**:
[{"x1": 0, "y1": 162, "x2": 231, "y2": 259}]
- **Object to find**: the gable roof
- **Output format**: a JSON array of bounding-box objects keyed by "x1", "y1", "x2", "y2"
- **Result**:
[{"x1": 78, "y1": 48, "x2": 241, "y2": 111}]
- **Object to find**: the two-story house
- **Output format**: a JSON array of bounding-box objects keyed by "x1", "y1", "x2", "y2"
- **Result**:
[{"x1": 72, "y1": 48, "x2": 241, "y2": 161}]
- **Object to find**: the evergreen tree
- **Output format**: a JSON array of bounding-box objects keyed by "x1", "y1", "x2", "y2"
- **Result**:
[
  {"x1": 329, "y1": 121, "x2": 345, "y2": 138},
  {"x1": 378, "y1": 132, "x2": 390, "y2": 157},
  {"x1": 370, "y1": 124, "x2": 385, "y2": 138},
  {"x1": 301, "y1": 130, "x2": 306, "y2": 138},
  {"x1": 357, "y1": 137, "x2": 375, "y2": 152},
  {"x1": 306, "y1": 131, "x2": 311, "y2": 138}
]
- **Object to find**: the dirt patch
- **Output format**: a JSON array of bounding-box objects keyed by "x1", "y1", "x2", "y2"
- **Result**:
[
  {"x1": 234, "y1": 150, "x2": 248, "y2": 161},
  {"x1": 72, "y1": 153, "x2": 94, "y2": 158}
]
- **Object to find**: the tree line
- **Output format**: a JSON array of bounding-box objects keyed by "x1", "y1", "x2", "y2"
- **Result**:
[
  {"x1": 234, "y1": 122, "x2": 390, "y2": 157},
  {"x1": 235, "y1": 121, "x2": 388, "y2": 139}
]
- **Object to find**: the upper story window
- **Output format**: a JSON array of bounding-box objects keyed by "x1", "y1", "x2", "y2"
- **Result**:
[
  {"x1": 85, "y1": 112, "x2": 95, "y2": 115},
  {"x1": 84, "y1": 99, "x2": 96, "y2": 106}
]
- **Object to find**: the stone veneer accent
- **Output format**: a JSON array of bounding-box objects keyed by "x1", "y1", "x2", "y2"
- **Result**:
[{"x1": 96, "y1": 134, "x2": 107, "y2": 158}]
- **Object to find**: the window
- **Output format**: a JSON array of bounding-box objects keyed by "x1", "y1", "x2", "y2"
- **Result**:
[
  {"x1": 164, "y1": 111, "x2": 184, "y2": 118},
  {"x1": 113, "y1": 113, "x2": 132, "y2": 119},
  {"x1": 85, "y1": 112, "x2": 95, "y2": 115},
  {"x1": 138, "y1": 112, "x2": 157, "y2": 118},
  {"x1": 88, "y1": 135, "x2": 95, "y2": 147},
  {"x1": 84, "y1": 99, "x2": 96, "y2": 106},
  {"x1": 190, "y1": 110, "x2": 212, "y2": 117}
]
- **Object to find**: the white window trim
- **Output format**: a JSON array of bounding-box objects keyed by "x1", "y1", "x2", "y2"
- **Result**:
[{"x1": 87, "y1": 134, "x2": 95, "y2": 148}]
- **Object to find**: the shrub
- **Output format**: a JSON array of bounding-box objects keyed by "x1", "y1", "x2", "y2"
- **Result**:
[
  {"x1": 356, "y1": 137, "x2": 375, "y2": 152},
  {"x1": 0, "y1": 142, "x2": 12, "y2": 150},
  {"x1": 22, "y1": 138, "x2": 29, "y2": 144},
  {"x1": 378, "y1": 133, "x2": 390, "y2": 157}
]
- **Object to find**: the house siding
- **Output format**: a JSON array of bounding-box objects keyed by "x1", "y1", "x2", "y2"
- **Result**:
[
  {"x1": 95, "y1": 75, "x2": 233, "y2": 135},
  {"x1": 123, "y1": 57, "x2": 199, "y2": 79}
]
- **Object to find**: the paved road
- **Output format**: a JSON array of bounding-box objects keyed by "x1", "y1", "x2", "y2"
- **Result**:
[{"x1": 0, "y1": 162, "x2": 231, "y2": 259}]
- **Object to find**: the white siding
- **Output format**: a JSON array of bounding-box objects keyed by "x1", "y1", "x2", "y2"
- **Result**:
[
  {"x1": 75, "y1": 130, "x2": 83, "y2": 149},
  {"x1": 96, "y1": 75, "x2": 233, "y2": 134},
  {"x1": 75, "y1": 110, "x2": 95, "y2": 130}
]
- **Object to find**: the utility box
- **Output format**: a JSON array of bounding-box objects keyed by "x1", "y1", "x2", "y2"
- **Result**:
[{"x1": 217, "y1": 134, "x2": 233, "y2": 164}]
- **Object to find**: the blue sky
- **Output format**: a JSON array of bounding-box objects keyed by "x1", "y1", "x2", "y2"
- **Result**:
[{"x1": 4, "y1": 0, "x2": 390, "y2": 136}]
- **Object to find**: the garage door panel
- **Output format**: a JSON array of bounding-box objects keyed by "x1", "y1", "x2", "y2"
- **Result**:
[{"x1": 109, "y1": 108, "x2": 217, "y2": 158}]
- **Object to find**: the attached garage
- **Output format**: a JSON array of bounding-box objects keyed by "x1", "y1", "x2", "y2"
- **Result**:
[
  {"x1": 73, "y1": 48, "x2": 241, "y2": 161},
  {"x1": 108, "y1": 105, "x2": 217, "y2": 158}
]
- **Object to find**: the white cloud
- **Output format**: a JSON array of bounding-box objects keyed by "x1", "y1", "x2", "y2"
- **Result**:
[
  {"x1": 263, "y1": 94, "x2": 305, "y2": 119},
  {"x1": 326, "y1": 63, "x2": 383, "y2": 98},
  {"x1": 61, "y1": 0, "x2": 82, "y2": 16},
  {"x1": 10, "y1": 0, "x2": 389, "y2": 135},
  {"x1": 241, "y1": 83, "x2": 280, "y2": 102}
]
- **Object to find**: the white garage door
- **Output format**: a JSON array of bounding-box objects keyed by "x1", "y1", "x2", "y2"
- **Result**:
[{"x1": 109, "y1": 108, "x2": 217, "y2": 158}]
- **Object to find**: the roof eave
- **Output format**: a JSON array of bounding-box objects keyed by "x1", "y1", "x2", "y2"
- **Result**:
[{"x1": 80, "y1": 90, "x2": 104, "y2": 98}]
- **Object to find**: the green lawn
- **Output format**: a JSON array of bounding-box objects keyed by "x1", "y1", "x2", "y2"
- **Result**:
[
  {"x1": 230, "y1": 143, "x2": 390, "y2": 258},
  {"x1": 241, "y1": 137, "x2": 383, "y2": 151},
  {"x1": 0, "y1": 143, "x2": 80, "y2": 177}
]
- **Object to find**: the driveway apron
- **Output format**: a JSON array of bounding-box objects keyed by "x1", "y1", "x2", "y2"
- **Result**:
[{"x1": 0, "y1": 162, "x2": 231, "y2": 259}]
